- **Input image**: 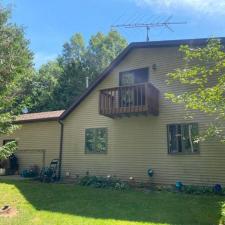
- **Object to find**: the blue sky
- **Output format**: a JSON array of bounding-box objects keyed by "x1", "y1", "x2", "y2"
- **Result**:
[{"x1": 2, "y1": 0, "x2": 225, "y2": 68}]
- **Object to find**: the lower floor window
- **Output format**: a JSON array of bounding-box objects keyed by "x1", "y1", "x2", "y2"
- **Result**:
[
  {"x1": 85, "y1": 128, "x2": 107, "y2": 153},
  {"x1": 167, "y1": 123, "x2": 199, "y2": 154}
]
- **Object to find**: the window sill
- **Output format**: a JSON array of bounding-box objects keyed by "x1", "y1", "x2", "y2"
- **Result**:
[
  {"x1": 85, "y1": 151, "x2": 107, "y2": 154},
  {"x1": 168, "y1": 151, "x2": 200, "y2": 155}
]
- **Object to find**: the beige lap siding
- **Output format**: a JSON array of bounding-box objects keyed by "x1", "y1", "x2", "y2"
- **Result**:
[
  {"x1": 15, "y1": 150, "x2": 44, "y2": 172},
  {"x1": 0, "y1": 121, "x2": 60, "y2": 171},
  {"x1": 61, "y1": 47, "x2": 225, "y2": 186}
]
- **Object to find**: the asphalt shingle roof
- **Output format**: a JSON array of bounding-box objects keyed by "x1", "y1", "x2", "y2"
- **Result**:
[{"x1": 16, "y1": 110, "x2": 64, "y2": 123}]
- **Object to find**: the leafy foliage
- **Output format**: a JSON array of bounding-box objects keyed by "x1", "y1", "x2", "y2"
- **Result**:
[
  {"x1": 0, "y1": 140, "x2": 17, "y2": 161},
  {"x1": 150, "y1": 184, "x2": 225, "y2": 196},
  {"x1": 0, "y1": 6, "x2": 34, "y2": 158},
  {"x1": 79, "y1": 175, "x2": 129, "y2": 190},
  {"x1": 86, "y1": 31, "x2": 128, "y2": 81},
  {"x1": 29, "y1": 30, "x2": 127, "y2": 112},
  {"x1": 182, "y1": 185, "x2": 224, "y2": 195},
  {"x1": 29, "y1": 61, "x2": 62, "y2": 112},
  {"x1": 165, "y1": 39, "x2": 225, "y2": 142},
  {"x1": 172, "y1": 184, "x2": 225, "y2": 196}
]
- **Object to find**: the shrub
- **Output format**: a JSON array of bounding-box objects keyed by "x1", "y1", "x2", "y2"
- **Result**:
[
  {"x1": 78, "y1": 175, "x2": 129, "y2": 190},
  {"x1": 182, "y1": 185, "x2": 225, "y2": 195},
  {"x1": 148, "y1": 184, "x2": 225, "y2": 196},
  {"x1": 183, "y1": 185, "x2": 213, "y2": 194}
]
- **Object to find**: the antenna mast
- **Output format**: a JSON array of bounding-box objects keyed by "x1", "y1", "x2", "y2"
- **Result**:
[{"x1": 111, "y1": 16, "x2": 186, "y2": 41}]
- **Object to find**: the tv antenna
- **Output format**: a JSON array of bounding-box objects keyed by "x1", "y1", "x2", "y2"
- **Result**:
[{"x1": 111, "y1": 16, "x2": 186, "y2": 41}]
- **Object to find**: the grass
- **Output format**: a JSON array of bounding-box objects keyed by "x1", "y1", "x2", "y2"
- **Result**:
[{"x1": 0, "y1": 180, "x2": 224, "y2": 225}]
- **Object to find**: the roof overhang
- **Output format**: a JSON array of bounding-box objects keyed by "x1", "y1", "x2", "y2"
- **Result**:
[
  {"x1": 15, "y1": 117, "x2": 60, "y2": 124},
  {"x1": 15, "y1": 110, "x2": 64, "y2": 124}
]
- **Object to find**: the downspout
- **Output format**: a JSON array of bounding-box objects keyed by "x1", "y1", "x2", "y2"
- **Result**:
[{"x1": 58, "y1": 120, "x2": 64, "y2": 180}]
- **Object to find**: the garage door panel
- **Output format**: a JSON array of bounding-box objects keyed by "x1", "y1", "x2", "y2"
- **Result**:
[{"x1": 15, "y1": 149, "x2": 45, "y2": 172}]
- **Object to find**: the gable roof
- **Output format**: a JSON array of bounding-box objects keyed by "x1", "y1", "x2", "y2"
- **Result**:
[
  {"x1": 16, "y1": 110, "x2": 64, "y2": 123},
  {"x1": 60, "y1": 37, "x2": 225, "y2": 120}
]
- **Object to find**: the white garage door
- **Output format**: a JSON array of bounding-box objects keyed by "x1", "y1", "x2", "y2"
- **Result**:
[{"x1": 16, "y1": 149, "x2": 45, "y2": 172}]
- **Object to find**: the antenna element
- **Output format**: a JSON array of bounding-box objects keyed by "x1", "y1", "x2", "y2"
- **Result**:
[{"x1": 112, "y1": 16, "x2": 186, "y2": 41}]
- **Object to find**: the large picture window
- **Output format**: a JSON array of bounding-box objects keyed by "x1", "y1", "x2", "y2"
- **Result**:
[
  {"x1": 85, "y1": 128, "x2": 107, "y2": 153},
  {"x1": 167, "y1": 123, "x2": 199, "y2": 154}
]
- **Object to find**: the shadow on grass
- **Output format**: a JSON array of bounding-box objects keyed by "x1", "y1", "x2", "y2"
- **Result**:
[{"x1": 1, "y1": 180, "x2": 224, "y2": 225}]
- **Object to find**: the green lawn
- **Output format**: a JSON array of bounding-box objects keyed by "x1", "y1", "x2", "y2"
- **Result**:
[{"x1": 0, "y1": 180, "x2": 224, "y2": 225}]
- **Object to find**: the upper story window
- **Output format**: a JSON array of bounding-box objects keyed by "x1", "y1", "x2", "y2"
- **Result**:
[
  {"x1": 119, "y1": 68, "x2": 149, "y2": 86},
  {"x1": 167, "y1": 123, "x2": 199, "y2": 154},
  {"x1": 85, "y1": 128, "x2": 107, "y2": 153}
]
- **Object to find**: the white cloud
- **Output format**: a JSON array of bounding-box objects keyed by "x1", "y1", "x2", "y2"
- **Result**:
[
  {"x1": 34, "y1": 52, "x2": 57, "y2": 69},
  {"x1": 134, "y1": 0, "x2": 225, "y2": 15}
]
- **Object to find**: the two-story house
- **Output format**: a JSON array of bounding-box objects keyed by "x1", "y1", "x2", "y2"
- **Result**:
[{"x1": 1, "y1": 38, "x2": 225, "y2": 185}]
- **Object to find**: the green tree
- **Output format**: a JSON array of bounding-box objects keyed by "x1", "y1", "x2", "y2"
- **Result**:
[
  {"x1": 55, "y1": 30, "x2": 127, "y2": 109},
  {"x1": 52, "y1": 33, "x2": 88, "y2": 110},
  {"x1": 29, "y1": 61, "x2": 62, "y2": 112},
  {"x1": 32, "y1": 30, "x2": 127, "y2": 111},
  {"x1": 0, "y1": 7, "x2": 34, "y2": 157},
  {"x1": 86, "y1": 30, "x2": 127, "y2": 81},
  {"x1": 165, "y1": 39, "x2": 225, "y2": 142}
]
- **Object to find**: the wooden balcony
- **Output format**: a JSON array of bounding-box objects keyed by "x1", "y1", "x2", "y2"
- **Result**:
[{"x1": 99, "y1": 83, "x2": 159, "y2": 118}]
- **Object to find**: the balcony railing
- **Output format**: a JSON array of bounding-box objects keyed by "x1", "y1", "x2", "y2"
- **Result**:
[{"x1": 99, "y1": 83, "x2": 159, "y2": 118}]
